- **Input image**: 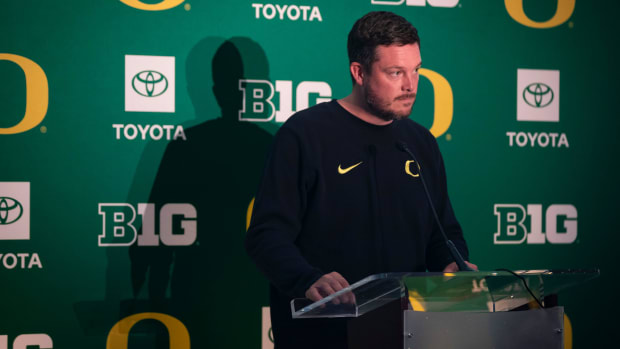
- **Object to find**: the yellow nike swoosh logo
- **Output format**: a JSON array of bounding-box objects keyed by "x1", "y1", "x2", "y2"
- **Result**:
[{"x1": 338, "y1": 162, "x2": 363, "y2": 174}]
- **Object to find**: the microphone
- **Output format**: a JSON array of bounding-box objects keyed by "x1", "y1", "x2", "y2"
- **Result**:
[{"x1": 395, "y1": 141, "x2": 473, "y2": 272}]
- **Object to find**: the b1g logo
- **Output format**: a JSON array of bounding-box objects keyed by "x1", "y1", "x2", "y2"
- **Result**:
[
  {"x1": 98, "y1": 203, "x2": 196, "y2": 246},
  {"x1": 0, "y1": 54, "x2": 48, "y2": 135},
  {"x1": 505, "y1": 0, "x2": 575, "y2": 29},
  {"x1": 125, "y1": 55, "x2": 175, "y2": 113},
  {"x1": 120, "y1": 0, "x2": 184, "y2": 11},
  {"x1": 0, "y1": 182, "x2": 30, "y2": 240},
  {"x1": 494, "y1": 204, "x2": 577, "y2": 244},
  {"x1": 239, "y1": 80, "x2": 332, "y2": 123},
  {"x1": 371, "y1": 0, "x2": 459, "y2": 7},
  {"x1": 0, "y1": 334, "x2": 53, "y2": 349}
]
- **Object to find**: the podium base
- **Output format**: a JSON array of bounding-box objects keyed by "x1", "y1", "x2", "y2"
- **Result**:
[{"x1": 402, "y1": 307, "x2": 564, "y2": 349}]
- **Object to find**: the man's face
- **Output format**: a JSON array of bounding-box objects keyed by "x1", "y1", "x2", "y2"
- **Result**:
[{"x1": 362, "y1": 43, "x2": 421, "y2": 121}]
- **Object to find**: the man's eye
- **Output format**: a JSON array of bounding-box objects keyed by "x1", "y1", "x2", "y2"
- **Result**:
[{"x1": 390, "y1": 71, "x2": 401, "y2": 77}]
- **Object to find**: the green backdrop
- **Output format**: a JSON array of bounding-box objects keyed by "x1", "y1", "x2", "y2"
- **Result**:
[{"x1": 1, "y1": 0, "x2": 618, "y2": 348}]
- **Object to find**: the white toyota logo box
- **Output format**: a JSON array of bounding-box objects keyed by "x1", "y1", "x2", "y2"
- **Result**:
[
  {"x1": 517, "y1": 69, "x2": 560, "y2": 122},
  {"x1": 0, "y1": 182, "x2": 30, "y2": 240},
  {"x1": 125, "y1": 54, "x2": 176, "y2": 113}
]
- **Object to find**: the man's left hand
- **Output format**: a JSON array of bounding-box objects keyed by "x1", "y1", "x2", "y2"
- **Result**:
[{"x1": 442, "y1": 261, "x2": 478, "y2": 272}]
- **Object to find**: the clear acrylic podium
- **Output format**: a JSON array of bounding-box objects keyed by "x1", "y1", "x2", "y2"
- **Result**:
[{"x1": 291, "y1": 270, "x2": 599, "y2": 349}]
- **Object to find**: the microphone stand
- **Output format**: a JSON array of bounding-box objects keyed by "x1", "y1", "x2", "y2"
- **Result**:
[{"x1": 396, "y1": 141, "x2": 473, "y2": 272}]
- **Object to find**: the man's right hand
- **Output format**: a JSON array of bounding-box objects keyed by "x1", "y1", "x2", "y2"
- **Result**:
[{"x1": 305, "y1": 271, "x2": 355, "y2": 304}]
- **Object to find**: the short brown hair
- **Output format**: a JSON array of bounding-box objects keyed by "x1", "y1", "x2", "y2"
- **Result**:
[{"x1": 347, "y1": 11, "x2": 420, "y2": 80}]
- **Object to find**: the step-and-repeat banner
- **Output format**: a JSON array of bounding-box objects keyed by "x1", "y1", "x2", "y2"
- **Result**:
[{"x1": 1, "y1": 0, "x2": 617, "y2": 348}]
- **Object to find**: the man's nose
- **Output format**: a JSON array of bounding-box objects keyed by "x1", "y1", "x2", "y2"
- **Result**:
[{"x1": 402, "y1": 73, "x2": 415, "y2": 92}]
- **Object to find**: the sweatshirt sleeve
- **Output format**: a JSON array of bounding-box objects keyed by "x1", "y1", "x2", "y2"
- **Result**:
[
  {"x1": 424, "y1": 135, "x2": 470, "y2": 271},
  {"x1": 245, "y1": 126, "x2": 324, "y2": 298}
]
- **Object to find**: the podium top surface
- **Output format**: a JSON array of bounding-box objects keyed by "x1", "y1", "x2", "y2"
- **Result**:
[{"x1": 291, "y1": 269, "x2": 599, "y2": 319}]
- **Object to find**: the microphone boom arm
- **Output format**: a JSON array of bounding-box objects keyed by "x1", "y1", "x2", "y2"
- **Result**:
[{"x1": 396, "y1": 141, "x2": 473, "y2": 272}]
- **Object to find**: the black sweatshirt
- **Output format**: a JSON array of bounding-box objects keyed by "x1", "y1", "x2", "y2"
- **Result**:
[{"x1": 245, "y1": 100, "x2": 469, "y2": 348}]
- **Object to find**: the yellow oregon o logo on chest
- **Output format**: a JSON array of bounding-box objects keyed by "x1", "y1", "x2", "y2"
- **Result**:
[{"x1": 405, "y1": 160, "x2": 420, "y2": 178}]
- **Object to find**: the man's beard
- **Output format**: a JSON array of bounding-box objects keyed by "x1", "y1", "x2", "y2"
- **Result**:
[{"x1": 364, "y1": 85, "x2": 416, "y2": 122}]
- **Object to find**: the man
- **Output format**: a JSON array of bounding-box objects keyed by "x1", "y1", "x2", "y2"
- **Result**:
[{"x1": 246, "y1": 11, "x2": 476, "y2": 348}]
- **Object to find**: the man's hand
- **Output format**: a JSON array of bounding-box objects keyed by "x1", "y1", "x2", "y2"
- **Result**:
[
  {"x1": 305, "y1": 271, "x2": 355, "y2": 305},
  {"x1": 442, "y1": 261, "x2": 478, "y2": 272}
]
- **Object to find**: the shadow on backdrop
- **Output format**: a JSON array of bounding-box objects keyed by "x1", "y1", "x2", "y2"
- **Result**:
[
  {"x1": 101, "y1": 37, "x2": 228, "y2": 311},
  {"x1": 76, "y1": 36, "x2": 274, "y2": 348},
  {"x1": 129, "y1": 36, "x2": 274, "y2": 348}
]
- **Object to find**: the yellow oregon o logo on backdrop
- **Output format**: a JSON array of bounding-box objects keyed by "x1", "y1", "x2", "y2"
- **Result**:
[
  {"x1": 419, "y1": 68, "x2": 453, "y2": 138},
  {"x1": 0, "y1": 54, "x2": 48, "y2": 135},
  {"x1": 247, "y1": 198, "x2": 255, "y2": 231},
  {"x1": 564, "y1": 313, "x2": 572, "y2": 349},
  {"x1": 107, "y1": 312, "x2": 190, "y2": 349},
  {"x1": 120, "y1": 0, "x2": 184, "y2": 11},
  {"x1": 505, "y1": 0, "x2": 575, "y2": 28}
]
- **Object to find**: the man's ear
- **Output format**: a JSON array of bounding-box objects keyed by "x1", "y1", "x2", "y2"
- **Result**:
[{"x1": 350, "y1": 62, "x2": 365, "y2": 86}]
